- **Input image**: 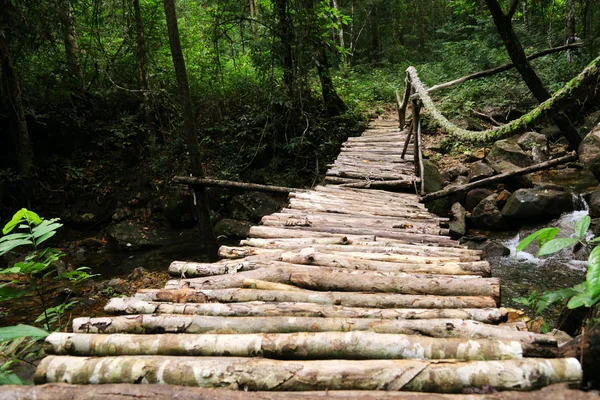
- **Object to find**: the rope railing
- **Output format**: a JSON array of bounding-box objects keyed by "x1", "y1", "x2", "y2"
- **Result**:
[{"x1": 396, "y1": 54, "x2": 600, "y2": 143}]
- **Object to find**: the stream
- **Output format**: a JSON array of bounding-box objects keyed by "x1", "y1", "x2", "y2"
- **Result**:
[{"x1": 490, "y1": 193, "x2": 592, "y2": 325}]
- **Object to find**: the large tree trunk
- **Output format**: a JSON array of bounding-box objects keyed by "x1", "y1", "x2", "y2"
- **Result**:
[
  {"x1": 163, "y1": 0, "x2": 218, "y2": 261},
  {"x1": 484, "y1": 0, "x2": 581, "y2": 150},
  {"x1": 35, "y1": 356, "x2": 582, "y2": 392},
  {"x1": 0, "y1": 40, "x2": 34, "y2": 180},
  {"x1": 275, "y1": 0, "x2": 294, "y2": 98},
  {"x1": 132, "y1": 0, "x2": 156, "y2": 137},
  {"x1": 315, "y1": 48, "x2": 347, "y2": 116},
  {"x1": 45, "y1": 331, "x2": 523, "y2": 360},
  {"x1": 61, "y1": 0, "x2": 85, "y2": 95}
]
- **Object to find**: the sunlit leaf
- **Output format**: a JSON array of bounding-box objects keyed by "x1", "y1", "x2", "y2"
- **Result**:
[
  {"x1": 537, "y1": 238, "x2": 579, "y2": 257},
  {"x1": 587, "y1": 246, "x2": 600, "y2": 299},
  {"x1": 0, "y1": 325, "x2": 48, "y2": 342},
  {"x1": 515, "y1": 227, "x2": 559, "y2": 255},
  {"x1": 575, "y1": 215, "x2": 591, "y2": 239}
]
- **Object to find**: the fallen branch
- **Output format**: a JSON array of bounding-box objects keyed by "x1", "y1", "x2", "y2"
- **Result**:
[
  {"x1": 173, "y1": 176, "x2": 300, "y2": 194},
  {"x1": 420, "y1": 152, "x2": 578, "y2": 203}
]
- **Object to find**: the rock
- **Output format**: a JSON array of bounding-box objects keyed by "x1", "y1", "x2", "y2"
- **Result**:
[
  {"x1": 531, "y1": 145, "x2": 547, "y2": 163},
  {"x1": 467, "y1": 148, "x2": 487, "y2": 162},
  {"x1": 589, "y1": 186, "x2": 600, "y2": 218},
  {"x1": 465, "y1": 188, "x2": 493, "y2": 212},
  {"x1": 471, "y1": 194, "x2": 509, "y2": 230},
  {"x1": 112, "y1": 207, "x2": 132, "y2": 223},
  {"x1": 541, "y1": 125, "x2": 562, "y2": 140},
  {"x1": 106, "y1": 220, "x2": 169, "y2": 251},
  {"x1": 449, "y1": 202, "x2": 466, "y2": 239},
  {"x1": 454, "y1": 175, "x2": 469, "y2": 185},
  {"x1": 577, "y1": 109, "x2": 600, "y2": 138},
  {"x1": 487, "y1": 139, "x2": 533, "y2": 169},
  {"x1": 422, "y1": 160, "x2": 450, "y2": 217},
  {"x1": 163, "y1": 189, "x2": 195, "y2": 229},
  {"x1": 486, "y1": 138, "x2": 533, "y2": 187},
  {"x1": 467, "y1": 161, "x2": 495, "y2": 182},
  {"x1": 230, "y1": 192, "x2": 285, "y2": 223},
  {"x1": 590, "y1": 218, "x2": 600, "y2": 237},
  {"x1": 579, "y1": 123, "x2": 600, "y2": 181},
  {"x1": 548, "y1": 329, "x2": 572, "y2": 346},
  {"x1": 501, "y1": 188, "x2": 574, "y2": 221},
  {"x1": 213, "y1": 219, "x2": 254, "y2": 239},
  {"x1": 517, "y1": 131, "x2": 547, "y2": 150},
  {"x1": 128, "y1": 267, "x2": 147, "y2": 280},
  {"x1": 495, "y1": 189, "x2": 512, "y2": 209},
  {"x1": 462, "y1": 238, "x2": 510, "y2": 259},
  {"x1": 62, "y1": 194, "x2": 112, "y2": 229},
  {"x1": 445, "y1": 165, "x2": 469, "y2": 180}
]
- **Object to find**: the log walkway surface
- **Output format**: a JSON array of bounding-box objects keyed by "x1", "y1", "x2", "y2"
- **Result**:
[{"x1": 31, "y1": 119, "x2": 582, "y2": 396}]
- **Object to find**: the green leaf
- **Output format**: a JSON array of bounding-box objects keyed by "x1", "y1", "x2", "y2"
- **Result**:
[
  {"x1": 537, "y1": 227, "x2": 560, "y2": 247},
  {"x1": 0, "y1": 233, "x2": 31, "y2": 244},
  {"x1": 0, "y1": 239, "x2": 33, "y2": 256},
  {"x1": 516, "y1": 228, "x2": 559, "y2": 255},
  {"x1": 0, "y1": 325, "x2": 48, "y2": 342},
  {"x1": 589, "y1": 237, "x2": 600, "y2": 244},
  {"x1": 0, "y1": 284, "x2": 26, "y2": 301},
  {"x1": 575, "y1": 215, "x2": 591, "y2": 239},
  {"x1": 586, "y1": 246, "x2": 600, "y2": 299},
  {"x1": 536, "y1": 287, "x2": 578, "y2": 314},
  {"x1": 2, "y1": 209, "x2": 27, "y2": 234},
  {"x1": 31, "y1": 219, "x2": 62, "y2": 239},
  {"x1": 537, "y1": 238, "x2": 579, "y2": 257},
  {"x1": 34, "y1": 231, "x2": 56, "y2": 246},
  {"x1": 567, "y1": 292, "x2": 591, "y2": 309},
  {"x1": 0, "y1": 370, "x2": 25, "y2": 385}
]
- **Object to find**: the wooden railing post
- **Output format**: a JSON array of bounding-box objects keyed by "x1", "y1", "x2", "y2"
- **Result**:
[
  {"x1": 398, "y1": 73, "x2": 412, "y2": 129},
  {"x1": 411, "y1": 94, "x2": 420, "y2": 178}
]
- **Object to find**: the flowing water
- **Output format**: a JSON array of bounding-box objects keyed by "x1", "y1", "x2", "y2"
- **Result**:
[{"x1": 490, "y1": 194, "x2": 591, "y2": 324}]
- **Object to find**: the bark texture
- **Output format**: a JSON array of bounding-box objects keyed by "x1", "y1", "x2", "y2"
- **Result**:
[{"x1": 35, "y1": 356, "x2": 582, "y2": 392}]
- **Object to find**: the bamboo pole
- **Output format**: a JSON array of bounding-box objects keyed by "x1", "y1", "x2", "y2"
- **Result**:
[{"x1": 35, "y1": 356, "x2": 582, "y2": 392}]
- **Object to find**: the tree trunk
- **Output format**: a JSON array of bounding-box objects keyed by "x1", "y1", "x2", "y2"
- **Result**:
[
  {"x1": 566, "y1": 0, "x2": 576, "y2": 38},
  {"x1": 35, "y1": 356, "x2": 581, "y2": 392},
  {"x1": 275, "y1": 0, "x2": 294, "y2": 98},
  {"x1": 45, "y1": 331, "x2": 523, "y2": 360},
  {"x1": 315, "y1": 48, "x2": 347, "y2": 116},
  {"x1": 484, "y1": 0, "x2": 581, "y2": 150},
  {"x1": 163, "y1": 0, "x2": 218, "y2": 261},
  {"x1": 61, "y1": 0, "x2": 85, "y2": 95},
  {"x1": 132, "y1": 0, "x2": 156, "y2": 137},
  {"x1": 0, "y1": 39, "x2": 34, "y2": 180}
]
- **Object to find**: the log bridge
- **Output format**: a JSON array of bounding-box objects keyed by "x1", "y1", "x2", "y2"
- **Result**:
[
  {"x1": 27, "y1": 117, "x2": 582, "y2": 397},
  {"x1": 28, "y1": 54, "x2": 594, "y2": 395}
]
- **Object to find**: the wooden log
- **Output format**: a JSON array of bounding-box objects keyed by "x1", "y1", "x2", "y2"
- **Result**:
[
  {"x1": 251, "y1": 225, "x2": 455, "y2": 246},
  {"x1": 242, "y1": 279, "x2": 306, "y2": 291},
  {"x1": 559, "y1": 321, "x2": 600, "y2": 387},
  {"x1": 104, "y1": 298, "x2": 506, "y2": 322},
  {"x1": 134, "y1": 288, "x2": 498, "y2": 309},
  {"x1": 45, "y1": 331, "x2": 523, "y2": 360},
  {"x1": 261, "y1": 214, "x2": 439, "y2": 230},
  {"x1": 71, "y1": 316, "x2": 557, "y2": 357},
  {"x1": 240, "y1": 238, "x2": 479, "y2": 257},
  {"x1": 172, "y1": 176, "x2": 299, "y2": 194},
  {"x1": 399, "y1": 76, "x2": 412, "y2": 128},
  {"x1": 3, "y1": 383, "x2": 597, "y2": 400},
  {"x1": 287, "y1": 269, "x2": 500, "y2": 299},
  {"x1": 261, "y1": 219, "x2": 442, "y2": 235},
  {"x1": 426, "y1": 42, "x2": 586, "y2": 94},
  {"x1": 35, "y1": 356, "x2": 582, "y2": 392},
  {"x1": 168, "y1": 260, "x2": 260, "y2": 277},
  {"x1": 289, "y1": 191, "x2": 422, "y2": 207},
  {"x1": 421, "y1": 152, "x2": 578, "y2": 202}
]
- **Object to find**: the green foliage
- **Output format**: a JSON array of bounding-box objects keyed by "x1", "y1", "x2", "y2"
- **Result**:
[{"x1": 514, "y1": 215, "x2": 600, "y2": 317}]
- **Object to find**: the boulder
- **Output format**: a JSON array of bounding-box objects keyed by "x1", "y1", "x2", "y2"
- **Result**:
[
  {"x1": 214, "y1": 219, "x2": 254, "y2": 239},
  {"x1": 230, "y1": 192, "x2": 285, "y2": 223},
  {"x1": 422, "y1": 160, "x2": 450, "y2": 217},
  {"x1": 495, "y1": 189, "x2": 512, "y2": 209},
  {"x1": 486, "y1": 139, "x2": 533, "y2": 187},
  {"x1": 467, "y1": 161, "x2": 495, "y2": 182},
  {"x1": 448, "y1": 202, "x2": 466, "y2": 239},
  {"x1": 577, "y1": 109, "x2": 600, "y2": 138},
  {"x1": 445, "y1": 165, "x2": 469, "y2": 180},
  {"x1": 471, "y1": 194, "x2": 509, "y2": 230},
  {"x1": 463, "y1": 239, "x2": 510, "y2": 259},
  {"x1": 578, "y1": 123, "x2": 600, "y2": 181},
  {"x1": 466, "y1": 148, "x2": 487, "y2": 162},
  {"x1": 517, "y1": 131, "x2": 547, "y2": 151},
  {"x1": 541, "y1": 125, "x2": 562, "y2": 140},
  {"x1": 589, "y1": 186, "x2": 600, "y2": 218},
  {"x1": 465, "y1": 188, "x2": 493, "y2": 212},
  {"x1": 106, "y1": 220, "x2": 169, "y2": 251},
  {"x1": 501, "y1": 188, "x2": 574, "y2": 221}
]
